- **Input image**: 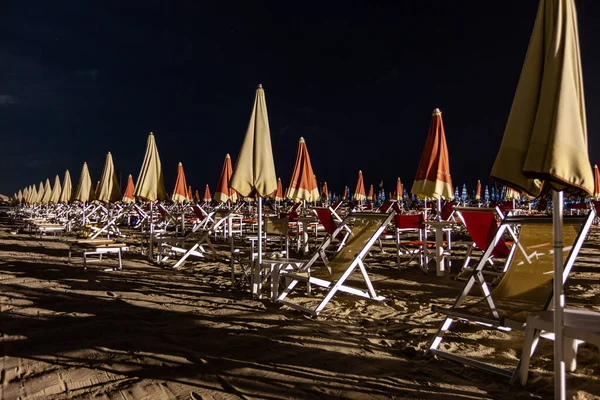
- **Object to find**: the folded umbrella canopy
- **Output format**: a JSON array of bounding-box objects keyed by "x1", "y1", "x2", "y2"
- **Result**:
[
  {"x1": 121, "y1": 174, "x2": 135, "y2": 204},
  {"x1": 411, "y1": 108, "x2": 453, "y2": 200},
  {"x1": 475, "y1": 180, "x2": 482, "y2": 201},
  {"x1": 286, "y1": 137, "x2": 319, "y2": 202},
  {"x1": 59, "y1": 170, "x2": 73, "y2": 204},
  {"x1": 49, "y1": 175, "x2": 62, "y2": 204},
  {"x1": 73, "y1": 162, "x2": 95, "y2": 203},
  {"x1": 96, "y1": 152, "x2": 122, "y2": 203},
  {"x1": 41, "y1": 178, "x2": 52, "y2": 204},
  {"x1": 490, "y1": 1, "x2": 592, "y2": 395},
  {"x1": 395, "y1": 178, "x2": 403, "y2": 201},
  {"x1": 353, "y1": 170, "x2": 366, "y2": 202},
  {"x1": 17, "y1": 190, "x2": 23, "y2": 204},
  {"x1": 187, "y1": 186, "x2": 193, "y2": 202},
  {"x1": 195, "y1": 190, "x2": 201, "y2": 202},
  {"x1": 321, "y1": 182, "x2": 329, "y2": 201},
  {"x1": 214, "y1": 154, "x2": 238, "y2": 203},
  {"x1": 171, "y1": 162, "x2": 188, "y2": 203},
  {"x1": 275, "y1": 178, "x2": 283, "y2": 201},
  {"x1": 203, "y1": 185, "x2": 211, "y2": 202},
  {"x1": 230, "y1": 84, "x2": 277, "y2": 198},
  {"x1": 367, "y1": 185, "x2": 374, "y2": 201},
  {"x1": 134, "y1": 132, "x2": 167, "y2": 202}
]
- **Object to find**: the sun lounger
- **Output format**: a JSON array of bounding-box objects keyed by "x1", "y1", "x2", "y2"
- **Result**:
[
  {"x1": 34, "y1": 223, "x2": 65, "y2": 239},
  {"x1": 68, "y1": 239, "x2": 129, "y2": 271},
  {"x1": 427, "y1": 211, "x2": 594, "y2": 380},
  {"x1": 275, "y1": 211, "x2": 395, "y2": 317}
]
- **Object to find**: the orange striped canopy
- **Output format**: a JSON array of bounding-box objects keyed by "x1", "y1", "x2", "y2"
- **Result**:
[
  {"x1": 394, "y1": 177, "x2": 403, "y2": 201},
  {"x1": 275, "y1": 178, "x2": 283, "y2": 201},
  {"x1": 171, "y1": 162, "x2": 188, "y2": 203},
  {"x1": 195, "y1": 190, "x2": 201, "y2": 202},
  {"x1": 475, "y1": 180, "x2": 482, "y2": 200},
  {"x1": 367, "y1": 185, "x2": 374, "y2": 201},
  {"x1": 203, "y1": 184, "x2": 211, "y2": 202},
  {"x1": 594, "y1": 165, "x2": 600, "y2": 199},
  {"x1": 214, "y1": 154, "x2": 238, "y2": 203},
  {"x1": 353, "y1": 170, "x2": 366, "y2": 201},
  {"x1": 321, "y1": 182, "x2": 329, "y2": 200},
  {"x1": 411, "y1": 108, "x2": 453, "y2": 200},
  {"x1": 122, "y1": 174, "x2": 135, "y2": 203},
  {"x1": 287, "y1": 137, "x2": 319, "y2": 202},
  {"x1": 187, "y1": 185, "x2": 193, "y2": 202}
]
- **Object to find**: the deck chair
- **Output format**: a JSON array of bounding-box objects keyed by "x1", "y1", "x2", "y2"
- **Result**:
[
  {"x1": 427, "y1": 211, "x2": 594, "y2": 381},
  {"x1": 454, "y1": 207, "x2": 512, "y2": 280},
  {"x1": 190, "y1": 204, "x2": 215, "y2": 232},
  {"x1": 395, "y1": 213, "x2": 428, "y2": 271},
  {"x1": 275, "y1": 212, "x2": 396, "y2": 317},
  {"x1": 313, "y1": 207, "x2": 351, "y2": 251}
]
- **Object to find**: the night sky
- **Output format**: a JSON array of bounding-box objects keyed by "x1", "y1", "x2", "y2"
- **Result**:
[{"x1": 1, "y1": 1, "x2": 599, "y2": 197}]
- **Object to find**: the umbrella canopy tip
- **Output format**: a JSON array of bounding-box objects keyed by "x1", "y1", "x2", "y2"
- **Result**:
[
  {"x1": 299, "y1": 137, "x2": 305, "y2": 142},
  {"x1": 359, "y1": 170, "x2": 362, "y2": 173},
  {"x1": 432, "y1": 108, "x2": 442, "y2": 115},
  {"x1": 226, "y1": 154, "x2": 230, "y2": 158},
  {"x1": 178, "y1": 161, "x2": 182, "y2": 166},
  {"x1": 149, "y1": 131, "x2": 154, "y2": 136},
  {"x1": 257, "y1": 83, "x2": 262, "y2": 89}
]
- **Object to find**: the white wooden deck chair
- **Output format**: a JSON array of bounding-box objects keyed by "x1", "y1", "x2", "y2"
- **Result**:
[
  {"x1": 68, "y1": 238, "x2": 130, "y2": 271},
  {"x1": 426, "y1": 211, "x2": 594, "y2": 381},
  {"x1": 275, "y1": 211, "x2": 395, "y2": 317}
]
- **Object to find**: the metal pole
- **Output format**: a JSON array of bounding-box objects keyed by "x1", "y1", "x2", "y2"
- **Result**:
[
  {"x1": 149, "y1": 202, "x2": 154, "y2": 260},
  {"x1": 552, "y1": 190, "x2": 566, "y2": 399}
]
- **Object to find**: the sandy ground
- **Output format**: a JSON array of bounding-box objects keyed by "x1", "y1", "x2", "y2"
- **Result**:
[{"x1": 1, "y1": 218, "x2": 600, "y2": 399}]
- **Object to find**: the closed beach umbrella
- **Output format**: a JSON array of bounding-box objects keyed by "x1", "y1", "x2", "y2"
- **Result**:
[
  {"x1": 230, "y1": 84, "x2": 278, "y2": 276},
  {"x1": 73, "y1": 162, "x2": 95, "y2": 203},
  {"x1": 230, "y1": 84, "x2": 277, "y2": 198},
  {"x1": 17, "y1": 190, "x2": 23, "y2": 204},
  {"x1": 49, "y1": 175, "x2": 62, "y2": 204},
  {"x1": 286, "y1": 137, "x2": 319, "y2": 202},
  {"x1": 411, "y1": 108, "x2": 453, "y2": 200},
  {"x1": 203, "y1": 185, "x2": 211, "y2": 202},
  {"x1": 214, "y1": 154, "x2": 238, "y2": 203},
  {"x1": 59, "y1": 170, "x2": 73, "y2": 204},
  {"x1": 475, "y1": 180, "x2": 482, "y2": 201},
  {"x1": 321, "y1": 182, "x2": 329, "y2": 201},
  {"x1": 94, "y1": 181, "x2": 100, "y2": 199},
  {"x1": 367, "y1": 185, "x2": 374, "y2": 201},
  {"x1": 395, "y1": 178, "x2": 403, "y2": 201},
  {"x1": 275, "y1": 178, "x2": 283, "y2": 201},
  {"x1": 187, "y1": 186, "x2": 193, "y2": 202},
  {"x1": 342, "y1": 186, "x2": 349, "y2": 200},
  {"x1": 33, "y1": 184, "x2": 41, "y2": 204},
  {"x1": 593, "y1": 165, "x2": 600, "y2": 199},
  {"x1": 353, "y1": 170, "x2": 366, "y2": 202},
  {"x1": 121, "y1": 174, "x2": 135, "y2": 204},
  {"x1": 490, "y1": 1, "x2": 592, "y2": 395},
  {"x1": 484, "y1": 185, "x2": 490, "y2": 201},
  {"x1": 134, "y1": 132, "x2": 168, "y2": 202},
  {"x1": 41, "y1": 179, "x2": 52, "y2": 204},
  {"x1": 195, "y1": 190, "x2": 201, "y2": 202},
  {"x1": 461, "y1": 184, "x2": 468, "y2": 202},
  {"x1": 171, "y1": 162, "x2": 188, "y2": 203},
  {"x1": 96, "y1": 152, "x2": 122, "y2": 203},
  {"x1": 505, "y1": 186, "x2": 520, "y2": 201}
]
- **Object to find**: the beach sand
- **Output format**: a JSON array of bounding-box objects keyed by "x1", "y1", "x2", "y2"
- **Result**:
[{"x1": 1, "y1": 218, "x2": 599, "y2": 399}]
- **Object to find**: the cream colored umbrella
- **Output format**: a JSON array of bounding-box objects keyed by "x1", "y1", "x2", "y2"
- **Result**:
[
  {"x1": 35, "y1": 181, "x2": 44, "y2": 203},
  {"x1": 133, "y1": 132, "x2": 167, "y2": 202},
  {"x1": 59, "y1": 170, "x2": 73, "y2": 204},
  {"x1": 353, "y1": 170, "x2": 366, "y2": 202},
  {"x1": 96, "y1": 152, "x2": 122, "y2": 203},
  {"x1": 40, "y1": 178, "x2": 52, "y2": 204},
  {"x1": 17, "y1": 190, "x2": 23, "y2": 204},
  {"x1": 286, "y1": 137, "x2": 319, "y2": 202},
  {"x1": 121, "y1": 174, "x2": 135, "y2": 204},
  {"x1": 31, "y1": 184, "x2": 39, "y2": 204},
  {"x1": 230, "y1": 84, "x2": 277, "y2": 283},
  {"x1": 23, "y1": 186, "x2": 30, "y2": 204},
  {"x1": 49, "y1": 175, "x2": 62, "y2": 204},
  {"x1": 230, "y1": 84, "x2": 277, "y2": 198},
  {"x1": 593, "y1": 165, "x2": 600, "y2": 199},
  {"x1": 73, "y1": 162, "x2": 95, "y2": 203},
  {"x1": 214, "y1": 154, "x2": 238, "y2": 203},
  {"x1": 490, "y1": 1, "x2": 592, "y2": 395},
  {"x1": 171, "y1": 162, "x2": 188, "y2": 203}
]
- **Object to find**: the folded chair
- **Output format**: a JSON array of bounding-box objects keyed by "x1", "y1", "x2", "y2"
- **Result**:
[
  {"x1": 454, "y1": 206, "x2": 512, "y2": 280},
  {"x1": 313, "y1": 206, "x2": 351, "y2": 252},
  {"x1": 395, "y1": 213, "x2": 428, "y2": 272},
  {"x1": 275, "y1": 211, "x2": 396, "y2": 317},
  {"x1": 427, "y1": 211, "x2": 594, "y2": 381}
]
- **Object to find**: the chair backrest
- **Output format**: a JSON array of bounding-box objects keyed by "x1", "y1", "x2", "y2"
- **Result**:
[
  {"x1": 380, "y1": 201, "x2": 401, "y2": 214},
  {"x1": 327, "y1": 212, "x2": 395, "y2": 280},
  {"x1": 314, "y1": 207, "x2": 337, "y2": 235},
  {"x1": 482, "y1": 212, "x2": 595, "y2": 320},
  {"x1": 457, "y1": 207, "x2": 509, "y2": 258},
  {"x1": 440, "y1": 201, "x2": 457, "y2": 221},
  {"x1": 265, "y1": 216, "x2": 289, "y2": 237},
  {"x1": 192, "y1": 205, "x2": 206, "y2": 220},
  {"x1": 394, "y1": 213, "x2": 424, "y2": 230}
]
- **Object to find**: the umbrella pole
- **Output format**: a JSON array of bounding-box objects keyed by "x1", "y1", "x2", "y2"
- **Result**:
[
  {"x1": 149, "y1": 202, "x2": 154, "y2": 260},
  {"x1": 552, "y1": 190, "x2": 566, "y2": 399},
  {"x1": 437, "y1": 197, "x2": 442, "y2": 221},
  {"x1": 256, "y1": 196, "x2": 263, "y2": 297}
]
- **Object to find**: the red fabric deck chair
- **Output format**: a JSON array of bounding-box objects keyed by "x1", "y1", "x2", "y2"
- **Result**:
[
  {"x1": 455, "y1": 207, "x2": 512, "y2": 279},
  {"x1": 395, "y1": 213, "x2": 429, "y2": 272},
  {"x1": 440, "y1": 201, "x2": 458, "y2": 221}
]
